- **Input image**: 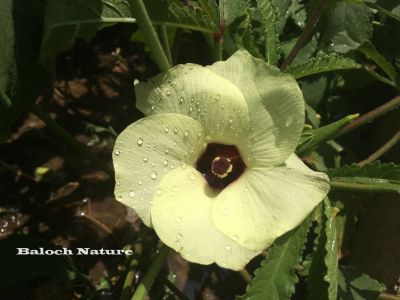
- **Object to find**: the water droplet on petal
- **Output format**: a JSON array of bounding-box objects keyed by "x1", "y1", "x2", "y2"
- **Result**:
[
  {"x1": 163, "y1": 159, "x2": 168, "y2": 166},
  {"x1": 184, "y1": 130, "x2": 189, "y2": 137},
  {"x1": 176, "y1": 216, "x2": 182, "y2": 223},
  {"x1": 233, "y1": 235, "x2": 239, "y2": 241},
  {"x1": 137, "y1": 138, "x2": 143, "y2": 146},
  {"x1": 166, "y1": 90, "x2": 171, "y2": 96},
  {"x1": 156, "y1": 189, "x2": 162, "y2": 196},
  {"x1": 164, "y1": 149, "x2": 169, "y2": 154},
  {"x1": 179, "y1": 97, "x2": 184, "y2": 104},
  {"x1": 225, "y1": 245, "x2": 232, "y2": 251},
  {"x1": 188, "y1": 172, "x2": 195, "y2": 181},
  {"x1": 114, "y1": 148, "x2": 120, "y2": 155},
  {"x1": 150, "y1": 171, "x2": 157, "y2": 180},
  {"x1": 143, "y1": 156, "x2": 148, "y2": 162},
  {"x1": 164, "y1": 127, "x2": 169, "y2": 133},
  {"x1": 129, "y1": 191, "x2": 135, "y2": 198}
]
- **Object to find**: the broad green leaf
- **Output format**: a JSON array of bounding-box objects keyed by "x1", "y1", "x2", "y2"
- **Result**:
[
  {"x1": 366, "y1": 0, "x2": 400, "y2": 23},
  {"x1": 256, "y1": 0, "x2": 281, "y2": 65},
  {"x1": 41, "y1": 0, "x2": 134, "y2": 60},
  {"x1": 0, "y1": 0, "x2": 48, "y2": 141},
  {"x1": 237, "y1": 216, "x2": 312, "y2": 300},
  {"x1": 307, "y1": 198, "x2": 338, "y2": 300},
  {"x1": 320, "y1": 1, "x2": 373, "y2": 53},
  {"x1": 296, "y1": 114, "x2": 359, "y2": 156},
  {"x1": 329, "y1": 162, "x2": 400, "y2": 193},
  {"x1": 338, "y1": 266, "x2": 386, "y2": 300},
  {"x1": 285, "y1": 52, "x2": 361, "y2": 79},
  {"x1": 358, "y1": 41, "x2": 398, "y2": 83},
  {"x1": 40, "y1": 0, "x2": 219, "y2": 60}
]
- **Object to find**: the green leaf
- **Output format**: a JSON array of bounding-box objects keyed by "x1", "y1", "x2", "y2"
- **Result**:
[
  {"x1": 41, "y1": 0, "x2": 134, "y2": 60},
  {"x1": 219, "y1": 0, "x2": 247, "y2": 25},
  {"x1": 328, "y1": 161, "x2": 400, "y2": 179},
  {"x1": 296, "y1": 114, "x2": 359, "y2": 156},
  {"x1": 307, "y1": 198, "x2": 339, "y2": 300},
  {"x1": 320, "y1": 1, "x2": 373, "y2": 53},
  {"x1": 367, "y1": 1, "x2": 400, "y2": 23},
  {"x1": 0, "y1": 0, "x2": 48, "y2": 141},
  {"x1": 271, "y1": 0, "x2": 293, "y2": 33},
  {"x1": 228, "y1": 8, "x2": 263, "y2": 58},
  {"x1": 358, "y1": 41, "x2": 398, "y2": 83},
  {"x1": 285, "y1": 52, "x2": 361, "y2": 79},
  {"x1": 146, "y1": 0, "x2": 219, "y2": 32},
  {"x1": 256, "y1": 0, "x2": 281, "y2": 65},
  {"x1": 338, "y1": 266, "x2": 386, "y2": 300},
  {"x1": 238, "y1": 216, "x2": 312, "y2": 300},
  {"x1": 329, "y1": 162, "x2": 400, "y2": 193},
  {"x1": 40, "y1": 0, "x2": 220, "y2": 60}
]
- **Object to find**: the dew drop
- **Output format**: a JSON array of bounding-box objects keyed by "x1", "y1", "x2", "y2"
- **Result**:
[
  {"x1": 233, "y1": 235, "x2": 239, "y2": 241},
  {"x1": 225, "y1": 245, "x2": 232, "y2": 251},
  {"x1": 143, "y1": 156, "x2": 148, "y2": 162},
  {"x1": 164, "y1": 127, "x2": 169, "y2": 133},
  {"x1": 176, "y1": 216, "x2": 182, "y2": 223},
  {"x1": 179, "y1": 97, "x2": 184, "y2": 104},
  {"x1": 138, "y1": 180, "x2": 143, "y2": 185},
  {"x1": 156, "y1": 189, "x2": 162, "y2": 196},
  {"x1": 137, "y1": 138, "x2": 143, "y2": 146},
  {"x1": 184, "y1": 130, "x2": 189, "y2": 137},
  {"x1": 188, "y1": 172, "x2": 195, "y2": 181},
  {"x1": 181, "y1": 162, "x2": 187, "y2": 169},
  {"x1": 150, "y1": 171, "x2": 158, "y2": 180},
  {"x1": 166, "y1": 90, "x2": 171, "y2": 96},
  {"x1": 114, "y1": 148, "x2": 120, "y2": 156},
  {"x1": 164, "y1": 149, "x2": 169, "y2": 154},
  {"x1": 128, "y1": 191, "x2": 135, "y2": 198},
  {"x1": 163, "y1": 159, "x2": 168, "y2": 166},
  {"x1": 173, "y1": 127, "x2": 178, "y2": 134},
  {"x1": 189, "y1": 66, "x2": 193, "y2": 70}
]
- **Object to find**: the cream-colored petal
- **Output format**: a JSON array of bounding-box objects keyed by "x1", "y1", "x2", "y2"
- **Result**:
[
  {"x1": 135, "y1": 63, "x2": 249, "y2": 146},
  {"x1": 113, "y1": 113, "x2": 205, "y2": 226},
  {"x1": 151, "y1": 167, "x2": 260, "y2": 270},
  {"x1": 207, "y1": 50, "x2": 305, "y2": 167},
  {"x1": 212, "y1": 156, "x2": 330, "y2": 251}
]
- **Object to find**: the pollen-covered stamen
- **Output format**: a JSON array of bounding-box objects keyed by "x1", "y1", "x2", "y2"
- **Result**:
[
  {"x1": 196, "y1": 143, "x2": 246, "y2": 190},
  {"x1": 211, "y1": 157, "x2": 233, "y2": 178}
]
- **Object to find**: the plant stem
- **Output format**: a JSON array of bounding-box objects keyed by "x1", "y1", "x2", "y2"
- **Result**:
[
  {"x1": 30, "y1": 104, "x2": 113, "y2": 176},
  {"x1": 358, "y1": 130, "x2": 400, "y2": 166},
  {"x1": 120, "y1": 244, "x2": 142, "y2": 300},
  {"x1": 163, "y1": 278, "x2": 190, "y2": 300},
  {"x1": 330, "y1": 178, "x2": 398, "y2": 193},
  {"x1": 239, "y1": 269, "x2": 252, "y2": 284},
  {"x1": 364, "y1": 67, "x2": 396, "y2": 88},
  {"x1": 131, "y1": 244, "x2": 170, "y2": 300},
  {"x1": 378, "y1": 293, "x2": 400, "y2": 300},
  {"x1": 129, "y1": 0, "x2": 171, "y2": 72},
  {"x1": 280, "y1": 0, "x2": 329, "y2": 70},
  {"x1": 337, "y1": 95, "x2": 400, "y2": 136},
  {"x1": 159, "y1": 25, "x2": 173, "y2": 66}
]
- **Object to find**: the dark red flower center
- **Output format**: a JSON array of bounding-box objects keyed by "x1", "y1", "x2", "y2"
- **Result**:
[{"x1": 196, "y1": 143, "x2": 246, "y2": 190}]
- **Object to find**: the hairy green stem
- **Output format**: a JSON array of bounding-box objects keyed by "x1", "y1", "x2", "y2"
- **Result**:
[
  {"x1": 378, "y1": 293, "x2": 400, "y2": 300},
  {"x1": 358, "y1": 130, "x2": 400, "y2": 166},
  {"x1": 364, "y1": 67, "x2": 396, "y2": 88},
  {"x1": 30, "y1": 104, "x2": 113, "y2": 176},
  {"x1": 338, "y1": 95, "x2": 400, "y2": 136},
  {"x1": 330, "y1": 177, "x2": 399, "y2": 193},
  {"x1": 129, "y1": 0, "x2": 171, "y2": 72},
  {"x1": 131, "y1": 245, "x2": 170, "y2": 300},
  {"x1": 280, "y1": 0, "x2": 328, "y2": 70}
]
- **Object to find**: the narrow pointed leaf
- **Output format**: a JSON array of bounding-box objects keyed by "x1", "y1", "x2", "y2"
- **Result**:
[
  {"x1": 237, "y1": 216, "x2": 312, "y2": 300},
  {"x1": 285, "y1": 52, "x2": 361, "y2": 79},
  {"x1": 296, "y1": 114, "x2": 359, "y2": 156},
  {"x1": 256, "y1": 0, "x2": 281, "y2": 65},
  {"x1": 358, "y1": 41, "x2": 398, "y2": 83},
  {"x1": 307, "y1": 198, "x2": 339, "y2": 300}
]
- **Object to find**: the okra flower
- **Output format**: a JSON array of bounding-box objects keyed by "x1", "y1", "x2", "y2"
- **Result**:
[{"x1": 113, "y1": 50, "x2": 330, "y2": 270}]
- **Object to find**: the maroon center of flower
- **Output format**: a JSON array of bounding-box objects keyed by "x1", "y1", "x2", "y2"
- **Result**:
[{"x1": 196, "y1": 143, "x2": 246, "y2": 190}]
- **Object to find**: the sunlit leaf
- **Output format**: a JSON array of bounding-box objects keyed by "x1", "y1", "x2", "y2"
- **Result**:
[
  {"x1": 238, "y1": 216, "x2": 312, "y2": 300},
  {"x1": 255, "y1": 0, "x2": 280, "y2": 65},
  {"x1": 307, "y1": 198, "x2": 338, "y2": 300},
  {"x1": 285, "y1": 52, "x2": 361, "y2": 79}
]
